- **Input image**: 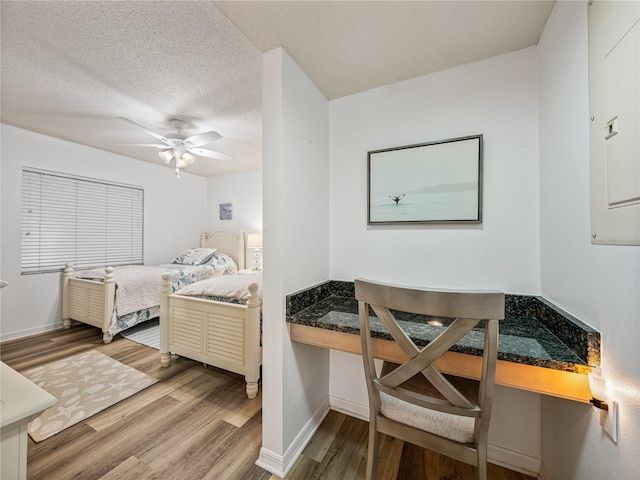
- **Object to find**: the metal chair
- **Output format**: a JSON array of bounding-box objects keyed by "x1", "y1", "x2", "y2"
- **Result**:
[{"x1": 355, "y1": 278, "x2": 505, "y2": 480}]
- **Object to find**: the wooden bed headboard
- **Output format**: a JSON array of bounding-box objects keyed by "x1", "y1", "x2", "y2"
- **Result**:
[{"x1": 200, "y1": 230, "x2": 246, "y2": 270}]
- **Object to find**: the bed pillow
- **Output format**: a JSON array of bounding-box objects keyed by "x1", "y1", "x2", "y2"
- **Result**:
[
  {"x1": 171, "y1": 247, "x2": 217, "y2": 265},
  {"x1": 203, "y1": 252, "x2": 238, "y2": 275}
]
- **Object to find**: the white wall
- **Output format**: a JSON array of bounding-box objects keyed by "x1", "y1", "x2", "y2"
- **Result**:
[
  {"x1": 0, "y1": 125, "x2": 207, "y2": 340},
  {"x1": 327, "y1": 47, "x2": 543, "y2": 474},
  {"x1": 538, "y1": 2, "x2": 640, "y2": 479},
  {"x1": 330, "y1": 48, "x2": 540, "y2": 294},
  {"x1": 206, "y1": 169, "x2": 263, "y2": 268},
  {"x1": 259, "y1": 48, "x2": 331, "y2": 477}
]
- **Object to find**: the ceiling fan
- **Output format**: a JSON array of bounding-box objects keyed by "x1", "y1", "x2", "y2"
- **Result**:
[{"x1": 118, "y1": 117, "x2": 233, "y2": 177}]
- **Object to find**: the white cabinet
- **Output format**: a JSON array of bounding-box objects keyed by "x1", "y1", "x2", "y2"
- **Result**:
[
  {"x1": 1, "y1": 362, "x2": 57, "y2": 480},
  {"x1": 589, "y1": 1, "x2": 640, "y2": 245}
]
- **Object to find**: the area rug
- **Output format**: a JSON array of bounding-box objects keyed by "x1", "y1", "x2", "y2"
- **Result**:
[
  {"x1": 23, "y1": 349, "x2": 158, "y2": 442},
  {"x1": 119, "y1": 319, "x2": 160, "y2": 349}
]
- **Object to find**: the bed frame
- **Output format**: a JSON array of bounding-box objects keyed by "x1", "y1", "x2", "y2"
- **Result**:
[
  {"x1": 61, "y1": 231, "x2": 246, "y2": 344},
  {"x1": 158, "y1": 234, "x2": 262, "y2": 399}
]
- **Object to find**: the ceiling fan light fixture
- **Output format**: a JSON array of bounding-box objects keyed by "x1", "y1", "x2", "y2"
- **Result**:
[
  {"x1": 176, "y1": 151, "x2": 195, "y2": 168},
  {"x1": 119, "y1": 117, "x2": 228, "y2": 176},
  {"x1": 158, "y1": 149, "x2": 174, "y2": 164}
]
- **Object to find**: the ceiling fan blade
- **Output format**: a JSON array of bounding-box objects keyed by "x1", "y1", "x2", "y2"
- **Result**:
[
  {"x1": 184, "y1": 130, "x2": 222, "y2": 147},
  {"x1": 188, "y1": 147, "x2": 234, "y2": 161},
  {"x1": 115, "y1": 143, "x2": 168, "y2": 148},
  {"x1": 118, "y1": 117, "x2": 169, "y2": 143}
]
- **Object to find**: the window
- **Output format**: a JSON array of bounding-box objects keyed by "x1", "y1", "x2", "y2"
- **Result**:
[{"x1": 21, "y1": 168, "x2": 144, "y2": 274}]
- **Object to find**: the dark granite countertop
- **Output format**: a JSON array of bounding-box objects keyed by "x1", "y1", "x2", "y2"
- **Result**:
[{"x1": 286, "y1": 281, "x2": 600, "y2": 374}]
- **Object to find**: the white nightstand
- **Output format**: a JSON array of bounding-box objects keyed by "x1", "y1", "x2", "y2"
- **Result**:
[{"x1": 238, "y1": 269, "x2": 262, "y2": 275}]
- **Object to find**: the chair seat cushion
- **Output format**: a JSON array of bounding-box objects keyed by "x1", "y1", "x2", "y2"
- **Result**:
[{"x1": 380, "y1": 392, "x2": 475, "y2": 444}]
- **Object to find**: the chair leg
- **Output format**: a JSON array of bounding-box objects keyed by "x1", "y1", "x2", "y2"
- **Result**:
[
  {"x1": 366, "y1": 421, "x2": 379, "y2": 480},
  {"x1": 477, "y1": 444, "x2": 488, "y2": 480},
  {"x1": 477, "y1": 462, "x2": 488, "y2": 480}
]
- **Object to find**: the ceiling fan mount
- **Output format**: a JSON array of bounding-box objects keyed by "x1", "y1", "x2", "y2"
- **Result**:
[
  {"x1": 164, "y1": 120, "x2": 193, "y2": 147},
  {"x1": 169, "y1": 118, "x2": 187, "y2": 131},
  {"x1": 117, "y1": 116, "x2": 234, "y2": 177}
]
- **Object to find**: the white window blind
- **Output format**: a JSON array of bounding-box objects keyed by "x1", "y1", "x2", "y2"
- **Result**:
[{"x1": 21, "y1": 168, "x2": 144, "y2": 274}]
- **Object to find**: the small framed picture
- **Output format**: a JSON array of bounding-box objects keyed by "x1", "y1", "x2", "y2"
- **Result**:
[
  {"x1": 219, "y1": 203, "x2": 233, "y2": 220},
  {"x1": 368, "y1": 135, "x2": 483, "y2": 225}
]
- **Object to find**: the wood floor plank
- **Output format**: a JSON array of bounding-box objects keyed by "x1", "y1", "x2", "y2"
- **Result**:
[
  {"x1": 135, "y1": 388, "x2": 242, "y2": 470},
  {"x1": 312, "y1": 414, "x2": 370, "y2": 480},
  {"x1": 201, "y1": 410, "x2": 270, "y2": 480},
  {"x1": 168, "y1": 365, "x2": 239, "y2": 403},
  {"x1": 301, "y1": 408, "x2": 347, "y2": 462},
  {"x1": 26, "y1": 421, "x2": 99, "y2": 474},
  {"x1": 96, "y1": 455, "x2": 154, "y2": 480},
  {"x1": 28, "y1": 395, "x2": 181, "y2": 480},
  {"x1": 375, "y1": 434, "x2": 404, "y2": 480},
  {"x1": 2, "y1": 327, "x2": 103, "y2": 371},
  {"x1": 85, "y1": 367, "x2": 204, "y2": 431},
  {"x1": 278, "y1": 453, "x2": 319, "y2": 479},
  {"x1": 221, "y1": 388, "x2": 263, "y2": 428},
  {"x1": 141, "y1": 416, "x2": 238, "y2": 477}
]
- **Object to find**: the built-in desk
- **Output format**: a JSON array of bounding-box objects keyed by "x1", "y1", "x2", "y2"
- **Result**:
[{"x1": 286, "y1": 281, "x2": 601, "y2": 404}]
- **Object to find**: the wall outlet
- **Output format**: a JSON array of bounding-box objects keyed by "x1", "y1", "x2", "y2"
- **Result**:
[{"x1": 600, "y1": 400, "x2": 618, "y2": 443}]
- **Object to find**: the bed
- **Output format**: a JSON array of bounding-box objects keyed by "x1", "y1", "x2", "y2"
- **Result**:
[
  {"x1": 61, "y1": 231, "x2": 246, "y2": 344},
  {"x1": 159, "y1": 266, "x2": 262, "y2": 399}
]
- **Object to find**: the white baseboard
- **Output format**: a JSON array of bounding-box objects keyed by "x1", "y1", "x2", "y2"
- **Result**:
[
  {"x1": 255, "y1": 447, "x2": 285, "y2": 478},
  {"x1": 0, "y1": 322, "x2": 64, "y2": 343},
  {"x1": 488, "y1": 444, "x2": 541, "y2": 477},
  {"x1": 329, "y1": 394, "x2": 369, "y2": 421},
  {"x1": 329, "y1": 394, "x2": 541, "y2": 477},
  {"x1": 256, "y1": 398, "x2": 330, "y2": 478},
  {"x1": 538, "y1": 462, "x2": 549, "y2": 480}
]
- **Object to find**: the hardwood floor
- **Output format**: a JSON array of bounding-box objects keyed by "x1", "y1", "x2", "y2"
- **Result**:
[
  {"x1": 282, "y1": 410, "x2": 536, "y2": 480},
  {"x1": 1, "y1": 324, "x2": 268, "y2": 480},
  {"x1": 1, "y1": 324, "x2": 536, "y2": 480}
]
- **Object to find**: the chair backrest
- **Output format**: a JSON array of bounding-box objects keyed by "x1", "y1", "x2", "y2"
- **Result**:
[{"x1": 355, "y1": 278, "x2": 505, "y2": 450}]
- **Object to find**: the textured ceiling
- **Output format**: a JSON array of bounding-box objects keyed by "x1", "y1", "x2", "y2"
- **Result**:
[
  {"x1": 0, "y1": 1, "x2": 554, "y2": 177},
  {"x1": 216, "y1": 0, "x2": 555, "y2": 100}
]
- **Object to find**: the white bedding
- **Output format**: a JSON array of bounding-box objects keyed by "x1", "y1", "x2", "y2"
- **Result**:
[
  {"x1": 174, "y1": 272, "x2": 263, "y2": 303},
  {"x1": 75, "y1": 264, "x2": 225, "y2": 316}
]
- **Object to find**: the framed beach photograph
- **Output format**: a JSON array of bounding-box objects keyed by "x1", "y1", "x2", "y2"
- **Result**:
[{"x1": 367, "y1": 135, "x2": 483, "y2": 225}]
